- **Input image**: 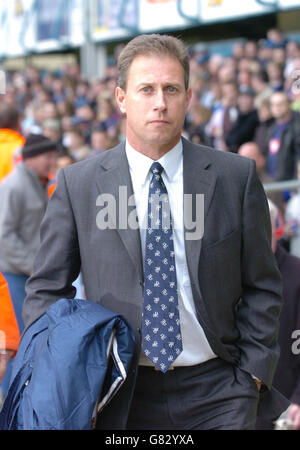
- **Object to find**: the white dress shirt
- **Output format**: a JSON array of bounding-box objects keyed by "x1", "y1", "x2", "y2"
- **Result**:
[{"x1": 126, "y1": 139, "x2": 217, "y2": 367}]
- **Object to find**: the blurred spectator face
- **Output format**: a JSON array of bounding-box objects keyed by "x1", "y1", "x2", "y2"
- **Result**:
[
  {"x1": 43, "y1": 127, "x2": 61, "y2": 143},
  {"x1": 97, "y1": 97, "x2": 118, "y2": 123},
  {"x1": 257, "y1": 46, "x2": 273, "y2": 63},
  {"x1": 238, "y1": 69, "x2": 252, "y2": 87},
  {"x1": 221, "y1": 83, "x2": 238, "y2": 107},
  {"x1": 91, "y1": 131, "x2": 107, "y2": 150},
  {"x1": 33, "y1": 104, "x2": 45, "y2": 126},
  {"x1": 42, "y1": 120, "x2": 62, "y2": 143},
  {"x1": 267, "y1": 62, "x2": 283, "y2": 81},
  {"x1": 238, "y1": 58, "x2": 251, "y2": 72},
  {"x1": 218, "y1": 65, "x2": 236, "y2": 83},
  {"x1": 56, "y1": 154, "x2": 74, "y2": 173},
  {"x1": 25, "y1": 66, "x2": 40, "y2": 84},
  {"x1": 3, "y1": 92, "x2": 17, "y2": 106},
  {"x1": 42, "y1": 102, "x2": 58, "y2": 120},
  {"x1": 223, "y1": 57, "x2": 238, "y2": 72},
  {"x1": 244, "y1": 41, "x2": 257, "y2": 59},
  {"x1": 270, "y1": 92, "x2": 291, "y2": 120},
  {"x1": 190, "y1": 104, "x2": 211, "y2": 125},
  {"x1": 232, "y1": 43, "x2": 244, "y2": 60},
  {"x1": 267, "y1": 28, "x2": 284, "y2": 45},
  {"x1": 76, "y1": 82, "x2": 89, "y2": 97},
  {"x1": 258, "y1": 101, "x2": 272, "y2": 122},
  {"x1": 238, "y1": 93, "x2": 254, "y2": 114},
  {"x1": 36, "y1": 90, "x2": 51, "y2": 104},
  {"x1": 61, "y1": 116, "x2": 73, "y2": 132},
  {"x1": 238, "y1": 142, "x2": 265, "y2": 172},
  {"x1": 286, "y1": 41, "x2": 300, "y2": 59},
  {"x1": 25, "y1": 151, "x2": 57, "y2": 179},
  {"x1": 190, "y1": 75, "x2": 205, "y2": 94},
  {"x1": 52, "y1": 78, "x2": 64, "y2": 94},
  {"x1": 65, "y1": 130, "x2": 85, "y2": 150},
  {"x1": 76, "y1": 105, "x2": 95, "y2": 121},
  {"x1": 248, "y1": 60, "x2": 261, "y2": 74},
  {"x1": 272, "y1": 48, "x2": 286, "y2": 65},
  {"x1": 56, "y1": 100, "x2": 74, "y2": 117},
  {"x1": 208, "y1": 54, "x2": 224, "y2": 77},
  {"x1": 42, "y1": 74, "x2": 55, "y2": 91}
]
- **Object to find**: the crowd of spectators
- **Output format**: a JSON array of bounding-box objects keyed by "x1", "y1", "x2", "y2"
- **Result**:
[
  {"x1": 2, "y1": 29, "x2": 300, "y2": 233},
  {"x1": 1, "y1": 28, "x2": 300, "y2": 247},
  {"x1": 1, "y1": 27, "x2": 300, "y2": 424},
  {"x1": 1, "y1": 30, "x2": 300, "y2": 173}
]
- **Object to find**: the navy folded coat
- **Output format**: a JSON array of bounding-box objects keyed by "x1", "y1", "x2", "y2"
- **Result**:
[{"x1": 0, "y1": 298, "x2": 135, "y2": 430}]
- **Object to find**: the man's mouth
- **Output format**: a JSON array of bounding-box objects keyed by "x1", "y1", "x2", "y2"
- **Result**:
[{"x1": 148, "y1": 120, "x2": 169, "y2": 125}]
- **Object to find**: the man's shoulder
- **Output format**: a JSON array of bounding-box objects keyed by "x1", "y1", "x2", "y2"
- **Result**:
[{"x1": 63, "y1": 143, "x2": 124, "y2": 179}]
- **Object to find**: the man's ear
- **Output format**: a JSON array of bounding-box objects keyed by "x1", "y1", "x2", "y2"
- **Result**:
[
  {"x1": 115, "y1": 87, "x2": 126, "y2": 114},
  {"x1": 185, "y1": 87, "x2": 192, "y2": 111}
]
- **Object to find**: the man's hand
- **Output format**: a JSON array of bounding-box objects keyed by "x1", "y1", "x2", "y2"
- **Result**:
[
  {"x1": 0, "y1": 350, "x2": 14, "y2": 384},
  {"x1": 287, "y1": 403, "x2": 300, "y2": 430}
]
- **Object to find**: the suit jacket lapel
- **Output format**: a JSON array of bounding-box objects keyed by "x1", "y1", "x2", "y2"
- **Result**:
[
  {"x1": 183, "y1": 139, "x2": 217, "y2": 288},
  {"x1": 95, "y1": 143, "x2": 144, "y2": 283}
]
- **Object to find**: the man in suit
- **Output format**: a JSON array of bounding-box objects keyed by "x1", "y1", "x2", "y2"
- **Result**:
[
  {"x1": 264, "y1": 92, "x2": 300, "y2": 181},
  {"x1": 22, "y1": 34, "x2": 289, "y2": 430}
]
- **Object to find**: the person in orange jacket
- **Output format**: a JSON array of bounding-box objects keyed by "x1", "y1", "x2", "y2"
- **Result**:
[
  {"x1": 0, "y1": 273, "x2": 20, "y2": 385},
  {"x1": 0, "y1": 103, "x2": 25, "y2": 184}
]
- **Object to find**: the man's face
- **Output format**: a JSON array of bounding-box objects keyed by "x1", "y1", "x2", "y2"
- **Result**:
[
  {"x1": 238, "y1": 143, "x2": 265, "y2": 172},
  {"x1": 91, "y1": 131, "x2": 107, "y2": 150},
  {"x1": 29, "y1": 151, "x2": 57, "y2": 179},
  {"x1": 222, "y1": 84, "x2": 238, "y2": 107},
  {"x1": 238, "y1": 94, "x2": 254, "y2": 114},
  {"x1": 270, "y1": 94, "x2": 291, "y2": 120},
  {"x1": 115, "y1": 55, "x2": 192, "y2": 154}
]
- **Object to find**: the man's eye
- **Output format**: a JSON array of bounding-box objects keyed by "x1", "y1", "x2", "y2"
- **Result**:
[
  {"x1": 141, "y1": 86, "x2": 151, "y2": 93},
  {"x1": 167, "y1": 86, "x2": 177, "y2": 93}
]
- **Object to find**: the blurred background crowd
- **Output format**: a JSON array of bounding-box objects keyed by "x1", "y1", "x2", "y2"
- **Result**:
[
  {"x1": 2, "y1": 27, "x2": 300, "y2": 242},
  {"x1": 1, "y1": 20, "x2": 300, "y2": 428}
]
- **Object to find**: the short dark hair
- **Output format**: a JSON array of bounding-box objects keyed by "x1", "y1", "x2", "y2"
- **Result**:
[
  {"x1": 0, "y1": 103, "x2": 20, "y2": 130},
  {"x1": 117, "y1": 34, "x2": 190, "y2": 91}
]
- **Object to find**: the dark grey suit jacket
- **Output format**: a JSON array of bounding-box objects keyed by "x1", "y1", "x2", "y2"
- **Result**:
[{"x1": 22, "y1": 138, "x2": 289, "y2": 428}]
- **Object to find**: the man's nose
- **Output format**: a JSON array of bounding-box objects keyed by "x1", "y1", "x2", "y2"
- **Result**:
[{"x1": 153, "y1": 90, "x2": 167, "y2": 111}]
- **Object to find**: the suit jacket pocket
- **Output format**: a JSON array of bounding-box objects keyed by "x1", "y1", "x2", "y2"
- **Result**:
[{"x1": 201, "y1": 228, "x2": 241, "y2": 261}]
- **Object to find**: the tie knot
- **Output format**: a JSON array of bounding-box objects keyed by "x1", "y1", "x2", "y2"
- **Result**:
[{"x1": 150, "y1": 162, "x2": 164, "y2": 176}]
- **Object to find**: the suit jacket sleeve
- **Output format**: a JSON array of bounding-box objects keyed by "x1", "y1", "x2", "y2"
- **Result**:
[
  {"x1": 22, "y1": 168, "x2": 81, "y2": 331},
  {"x1": 236, "y1": 159, "x2": 283, "y2": 390}
]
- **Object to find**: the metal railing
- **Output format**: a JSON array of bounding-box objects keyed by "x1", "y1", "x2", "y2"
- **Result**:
[{"x1": 263, "y1": 180, "x2": 300, "y2": 193}]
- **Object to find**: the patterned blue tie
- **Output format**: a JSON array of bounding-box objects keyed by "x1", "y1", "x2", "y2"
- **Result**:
[{"x1": 142, "y1": 162, "x2": 183, "y2": 372}]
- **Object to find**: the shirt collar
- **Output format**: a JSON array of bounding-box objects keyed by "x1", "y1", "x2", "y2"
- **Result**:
[{"x1": 126, "y1": 139, "x2": 183, "y2": 186}]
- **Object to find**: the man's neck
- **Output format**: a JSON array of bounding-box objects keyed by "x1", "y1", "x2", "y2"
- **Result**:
[{"x1": 126, "y1": 137, "x2": 182, "y2": 161}]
